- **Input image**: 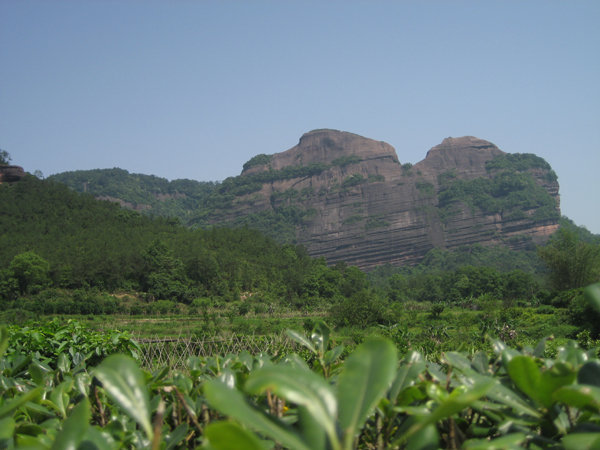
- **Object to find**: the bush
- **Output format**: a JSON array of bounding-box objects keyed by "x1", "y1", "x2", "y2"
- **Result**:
[
  {"x1": 150, "y1": 300, "x2": 176, "y2": 315},
  {"x1": 429, "y1": 304, "x2": 445, "y2": 319},
  {"x1": 329, "y1": 290, "x2": 388, "y2": 328},
  {"x1": 568, "y1": 290, "x2": 600, "y2": 337}
]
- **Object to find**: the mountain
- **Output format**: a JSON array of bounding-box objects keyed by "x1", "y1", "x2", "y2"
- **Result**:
[{"x1": 49, "y1": 129, "x2": 561, "y2": 269}]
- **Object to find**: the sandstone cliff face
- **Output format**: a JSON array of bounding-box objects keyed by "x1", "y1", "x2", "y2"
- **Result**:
[
  {"x1": 218, "y1": 130, "x2": 560, "y2": 269},
  {"x1": 0, "y1": 165, "x2": 25, "y2": 183}
]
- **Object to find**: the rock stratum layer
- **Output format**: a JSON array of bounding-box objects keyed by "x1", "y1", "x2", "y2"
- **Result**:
[{"x1": 213, "y1": 129, "x2": 560, "y2": 269}]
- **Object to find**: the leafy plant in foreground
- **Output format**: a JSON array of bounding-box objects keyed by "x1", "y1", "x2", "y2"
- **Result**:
[{"x1": 2, "y1": 291, "x2": 600, "y2": 449}]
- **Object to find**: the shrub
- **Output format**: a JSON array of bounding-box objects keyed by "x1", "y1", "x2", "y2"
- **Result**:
[{"x1": 329, "y1": 290, "x2": 388, "y2": 328}]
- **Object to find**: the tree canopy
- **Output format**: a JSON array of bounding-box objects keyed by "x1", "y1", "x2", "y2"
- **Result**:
[{"x1": 0, "y1": 150, "x2": 11, "y2": 165}]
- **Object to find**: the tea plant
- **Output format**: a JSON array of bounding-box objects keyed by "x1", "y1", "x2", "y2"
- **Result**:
[{"x1": 0, "y1": 283, "x2": 599, "y2": 449}]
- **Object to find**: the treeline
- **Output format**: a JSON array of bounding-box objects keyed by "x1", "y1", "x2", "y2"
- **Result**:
[
  {"x1": 48, "y1": 168, "x2": 218, "y2": 218},
  {"x1": 0, "y1": 176, "x2": 369, "y2": 314}
]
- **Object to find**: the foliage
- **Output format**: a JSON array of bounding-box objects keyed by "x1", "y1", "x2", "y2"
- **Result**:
[
  {"x1": 0, "y1": 176, "x2": 354, "y2": 308},
  {"x1": 8, "y1": 251, "x2": 50, "y2": 295},
  {"x1": 372, "y1": 262, "x2": 541, "y2": 305},
  {"x1": 49, "y1": 167, "x2": 218, "y2": 215},
  {"x1": 486, "y1": 152, "x2": 558, "y2": 182},
  {"x1": 5, "y1": 319, "x2": 139, "y2": 365},
  {"x1": 438, "y1": 169, "x2": 559, "y2": 223},
  {"x1": 332, "y1": 154, "x2": 361, "y2": 167},
  {"x1": 4, "y1": 315, "x2": 600, "y2": 449},
  {"x1": 415, "y1": 180, "x2": 434, "y2": 196},
  {"x1": 559, "y1": 216, "x2": 600, "y2": 245},
  {"x1": 0, "y1": 149, "x2": 11, "y2": 165},
  {"x1": 564, "y1": 286, "x2": 600, "y2": 338},
  {"x1": 329, "y1": 289, "x2": 390, "y2": 328},
  {"x1": 401, "y1": 162, "x2": 413, "y2": 175},
  {"x1": 242, "y1": 153, "x2": 273, "y2": 171},
  {"x1": 341, "y1": 173, "x2": 365, "y2": 189},
  {"x1": 538, "y1": 228, "x2": 600, "y2": 291}
]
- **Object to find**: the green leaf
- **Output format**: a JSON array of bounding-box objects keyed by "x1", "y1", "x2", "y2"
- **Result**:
[
  {"x1": 337, "y1": 338, "x2": 397, "y2": 448},
  {"x1": 464, "y1": 432, "x2": 528, "y2": 449},
  {"x1": 0, "y1": 327, "x2": 9, "y2": 359},
  {"x1": 485, "y1": 381, "x2": 542, "y2": 418},
  {"x1": 285, "y1": 329, "x2": 317, "y2": 355},
  {"x1": 0, "y1": 387, "x2": 43, "y2": 420},
  {"x1": 0, "y1": 417, "x2": 15, "y2": 440},
  {"x1": 562, "y1": 432, "x2": 600, "y2": 450},
  {"x1": 165, "y1": 423, "x2": 189, "y2": 450},
  {"x1": 57, "y1": 353, "x2": 71, "y2": 374},
  {"x1": 506, "y1": 355, "x2": 544, "y2": 405},
  {"x1": 323, "y1": 345, "x2": 344, "y2": 367},
  {"x1": 426, "y1": 379, "x2": 495, "y2": 425},
  {"x1": 557, "y1": 341, "x2": 589, "y2": 366},
  {"x1": 297, "y1": 405, "x2": 327, "y2": 450},
  {"x1": 245, "y1": 364, "x2": 337, "y2": 447},
  {"x1": 533, "y1": 337, "x2": 548, "y2": 358},
  {"x1": 50, "y1": 398, "x2": 90, "y2": 450},
  {"x1": 74, "y1": 372, "x2": 91, "y2": 398},
  {"x1": 389, "y1": 359, "x2": 426, "y2": 401},
  {"x1": 28, "y1": 361, "x2": 48, "y2": 386},
  {"x1": 443, "y1": 351, "x2": 474, "y2": 373},
  {"x1": 312, "y1": 321, "x2": 331, "y2": 355},
  {"x1": 539, "y1": 362, "x2": 577, "y2": 404},
  {"x1": 471, "y1": 352, "x2": 489, "y2": 374},
  {"x1": 204, "y1": 379, "x2": 311, "y2": 450},
  {"x1": 405, "y1": 423, "x2": 439, "y2": 450},
  {"x1": 578, "y1": 361, "x2": 600, "y2": 387},
  {"x1": 204, "y1": 421, "x2": 265, "y2": 450},
  {"x1": 395, "y1": 379, "x2": 495, "y2": 447},
  {"x1": 80, "y1": 427, "x2": 117, "y2": 450},
  {"x1": 507, "y1": 356, "x2": 576, "y2": 408},
  {"x1": 93, "y1": 354, "x2": 153, "y2": 441},
  {"x1": 584, "y1": 282, "x2": 600, "y2": 314},
  {"x1": 553, "y1": 385, "x2": 600, "y2": 412},
  {"x1": 50, "y1": 379, "x2": 73, "y2": 419}
]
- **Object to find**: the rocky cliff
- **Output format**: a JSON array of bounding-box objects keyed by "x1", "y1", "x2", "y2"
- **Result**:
[
  {"x1": 0, "y1": 165, "x2": 25, "y2": 183},
  {"x1": 215, "y1": 129, "x2": 560, "y2": 269}
]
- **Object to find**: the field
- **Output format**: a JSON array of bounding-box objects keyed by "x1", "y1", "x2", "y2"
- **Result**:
[
  {"x1": 53, "y1": 300, "x2": 584, "y2": 364},
  {"x1": 2, "y1": 292, "x2": 600, "y2": 449}
]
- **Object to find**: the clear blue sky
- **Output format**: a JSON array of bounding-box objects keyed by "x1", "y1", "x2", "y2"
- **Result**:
[{"x1": 2, "y1": 1, "x2": 599, "y2": 233}]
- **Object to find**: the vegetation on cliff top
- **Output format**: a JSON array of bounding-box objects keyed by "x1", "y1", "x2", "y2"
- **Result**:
[{"x1": 438, "y1": 153, "x2": 559, "y2": 224}]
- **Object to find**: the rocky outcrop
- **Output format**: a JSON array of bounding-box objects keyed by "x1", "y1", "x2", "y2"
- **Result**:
[
  {"x1": 216, "y1": 130, "x2": 560, "y2": 269},
  {"x1": 0, "y1": 165, "x2": 25, "y2": 183}
]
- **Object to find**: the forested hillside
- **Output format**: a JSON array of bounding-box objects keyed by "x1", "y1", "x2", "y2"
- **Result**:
[{"x1": 0, "y1": 176, "x2": 366, "y2": 311}]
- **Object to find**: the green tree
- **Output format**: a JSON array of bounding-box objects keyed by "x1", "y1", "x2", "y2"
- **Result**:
[
  {"x1": 9, "y1": 251, "x2": 51, "y2": 294},
  {"x1": 330, "y1": 289, "x2": 388, "y2": 328},
  {"x1": 0, "y1": 149, "x2": 10, "y2": 164},
  {"x1": 142, "y1": 240, "x2": 192, "y2": 303},
  {"x1": 538, "y1": 229, "x2": 600, "y2": 291}
]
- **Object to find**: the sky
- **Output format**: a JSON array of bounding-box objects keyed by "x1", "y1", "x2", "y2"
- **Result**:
[{"x1": 1, "y1": 1, "x2": 599, "y2": 233}]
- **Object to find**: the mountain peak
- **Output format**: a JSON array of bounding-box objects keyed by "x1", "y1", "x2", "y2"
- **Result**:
[{"x1": 420, "y1": 136, "x2": 504, "y2": 175}]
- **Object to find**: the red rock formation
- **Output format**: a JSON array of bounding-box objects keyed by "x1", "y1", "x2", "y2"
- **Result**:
[
  {"x1": 0, "y1": 165, "x2": 25, "y2": 183},
  {"x1": 220, "y1": 130, "x2": 560, "y2": 269}
]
